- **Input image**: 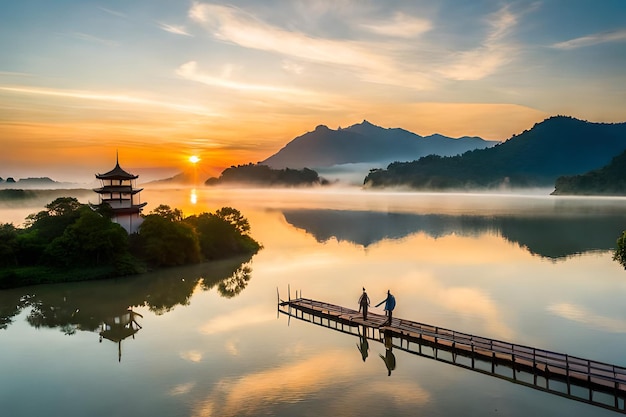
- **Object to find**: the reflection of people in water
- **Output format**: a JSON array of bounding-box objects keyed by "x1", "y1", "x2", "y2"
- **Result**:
[
  {"x1": 357, "y1": 333, "x2": 369, "y2": 362},
  {"x1": 358, "y1": 287, "x2": 370, "y2": 320},
  {"x1": 375, "y1": 289, "x2": 396, "y2": 326},
  {"x1": 380, "y1": 331, "x2": 396, "y2": 376},
  {"x1": 356, "y1": 326, "x2": 370, "y2": 362}
]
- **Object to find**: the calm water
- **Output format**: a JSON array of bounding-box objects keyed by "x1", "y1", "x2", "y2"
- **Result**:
[{"x1": 2, "y1": 187, "x2": 626, "y2": 416}]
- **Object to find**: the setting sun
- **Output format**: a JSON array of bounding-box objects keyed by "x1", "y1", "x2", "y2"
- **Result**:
[{"x1": 189, "y1": 155, "x2": 200, "y2": 164}]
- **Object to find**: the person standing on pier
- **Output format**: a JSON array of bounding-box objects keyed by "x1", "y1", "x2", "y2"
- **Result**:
[
  {"x1": 358, "y1": 287, "x2": 370, "y2": 320},
  {"x1": 376, "y1": 290, "x2": 396, "y2": 326}
]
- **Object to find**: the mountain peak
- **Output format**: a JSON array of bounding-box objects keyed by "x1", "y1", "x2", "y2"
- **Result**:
[{"x1": 314, "y1": 124, "x2": 330, "y2": 132}]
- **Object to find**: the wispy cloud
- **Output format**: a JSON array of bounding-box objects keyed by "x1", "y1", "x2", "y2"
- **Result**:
[
  {"x1": 439, "y1": 6, "x2": 519, "y2": 80},
  {"x1": 158, "y1": 22, "x2": 193, "y2": 37},
  {"x1": 360, "y1": 12, "x2": 432, "y2": 38},
  {"x1": 0, "y1": 85, "x2": 218, "y2": 116},
  {"x1": 176, "y1": 61, "x2": 308, "y2": 95},
  {"x1": 188, "y1": 3, "x2": 434, "y2": 90},
  {"x1": 551, "y1": 29, "x2": 626, "y2": 50},
  {"x1": 72, "y1": 32, "x2": 118, "y2": 47},
  {"x1": 98, "y1": 6, "x2": 127, "y2": 19},
  {"x1": 548, "y1": 302, "x2": 626, "y2": 333}
]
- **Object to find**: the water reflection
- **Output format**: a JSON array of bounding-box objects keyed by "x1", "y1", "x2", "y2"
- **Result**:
[
  {"x1": 282, "y1": 209, "x2": 626, "y2": 259},
  {"x1": 380, "y1": 331, "x2": 396, "y2": 376},
  {"x1": 99, "y1": 308, "x2": 143, "y2": 362},
  {"x1": 0, "y1": 256, "x2": 255, "y2": 357}
]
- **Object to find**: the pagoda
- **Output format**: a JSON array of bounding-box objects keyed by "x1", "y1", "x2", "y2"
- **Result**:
[{"x1": 94, "y1": 154, "x2": 147, "y2": 233}]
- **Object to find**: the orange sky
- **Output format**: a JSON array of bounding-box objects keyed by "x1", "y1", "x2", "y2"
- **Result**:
[{"x1": 1, "y1": 1, "x2": 625, "y2": 183}]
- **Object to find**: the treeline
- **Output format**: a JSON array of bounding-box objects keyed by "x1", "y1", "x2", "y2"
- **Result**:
[
  {"x1": 205, "y1": 163, "x2": 328, "y2": 186},
  {"x1": 363, "y1": 116, "x2": 626, "y2": 190},
  {"x1": 552, "y1": 150, "x2": 626, "y2": 195},
  {"x1": 0, "y1": 197, "x2": 261, "y2": 288}
]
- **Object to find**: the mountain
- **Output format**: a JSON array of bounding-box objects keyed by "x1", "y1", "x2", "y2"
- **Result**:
[
  {"x1": 0, "y1": 177, "x2": 81, "y2": 189},
  {"x1": 552, "y1": 149, "x2": 626, "y2": 195},
  {"x1": 364, "y1": 116, "x2": 626, "y2": 189},
  {"x1": 261, "y1": 120, "x2": 498, "y2": 169}
]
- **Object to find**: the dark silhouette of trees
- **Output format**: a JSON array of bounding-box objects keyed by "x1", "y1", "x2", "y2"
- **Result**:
[
  {"x1": 205, "y1": 163, "x2": 326, "y2": 186},
  {"x1": 0, "y1": 198, "x2": 262, "y2": 288}
]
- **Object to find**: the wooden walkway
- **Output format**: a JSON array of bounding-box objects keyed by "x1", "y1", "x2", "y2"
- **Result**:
[{"x1": 278, "y1": 296, "x2": 626, "y2": 414}]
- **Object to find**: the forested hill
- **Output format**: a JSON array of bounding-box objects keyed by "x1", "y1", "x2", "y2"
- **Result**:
[
  {"x1": 364, "y1": 116, "x2": 626, "y2": 189},
  {"x1": 552, "y1": 149, "x2": 626, "y2": 195},
  {"x1": 261, "y1": 120, "x2": 497, "y2": 169}
]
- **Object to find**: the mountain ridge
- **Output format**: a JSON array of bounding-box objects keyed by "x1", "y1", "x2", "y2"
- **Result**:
[
  {"x1": 364, "y1": 116, "x2": 626, "y2": 189},
  {"x1": 261, "y1": 120, "x2": 498, "y2": 169}
]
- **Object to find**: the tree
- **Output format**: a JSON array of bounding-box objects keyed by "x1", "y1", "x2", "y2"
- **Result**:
[
  {"x1": 43, "y1": 207, "x2": 129, "y2": 267},
  {"x1": 136, "y1": 213, "x2": 201, "y2": 266},
  {"x1": 0, "y1": 224, "x2": 18, "y2": 267},
  {"x1": 614, "y1": 231, "x2": 626, "y2": 269},
  {"x1": 215, "y1": 207, "x2": 250, "y2": 234}
]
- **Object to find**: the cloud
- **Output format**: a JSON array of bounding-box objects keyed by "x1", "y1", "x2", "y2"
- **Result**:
[
  {"x1": 71, "y1": 32, "x2": 118, "y2": 47},
  {"x1": 176, "y1": 61, "x2": 305, "y2": 95},
  {"x1": 159, "y1": 22, "x2": 193, "y2": 37},
  {"x1": 191, "y1": 350, "x2": 430, "y2": 417},
  {"x1": 0, "y1": 85, "x2": 218, "y2": 116},
  {"x1": 360, "y1": 12, "x2": 432, "y2": 38},
  {"x1": 198, "y1": 306, "x2": 275, "y2": 335},
  {"x1": 551, "y1": 29, "x2": 626, "y2": 50},
  {"x1": 439, "y1": 6, "x2": 519, "y2": 80},
  {"x1": 98, "y1": 6, "x2": 127, "y2": 19},
  {"x1": 548, "y1": 303, "x2": 626, "y2": 333},
  {"x1": 188, "y1": 3, "x2": 434, "y2": 90}
]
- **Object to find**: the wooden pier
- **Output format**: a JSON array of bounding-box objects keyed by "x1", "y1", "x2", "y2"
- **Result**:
[{"x1": 278, "y1": 296, "x2": 626, "y2": 414}]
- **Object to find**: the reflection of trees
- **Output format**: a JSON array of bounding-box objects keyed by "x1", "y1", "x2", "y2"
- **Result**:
[
  {"x1": 201, "y1": 262, "x2": 252, "y2": 298},
  {"x1": 282, "y1": 209, "x2": 626, "y2": 259},
  {"x1": 0, "y1": 254, "x2": 255, "y2": 333}
]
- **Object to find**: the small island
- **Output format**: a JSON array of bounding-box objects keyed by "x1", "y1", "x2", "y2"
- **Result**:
[
  {"x1": 0, "y1": 156, "x2": 262, "y2": 289},
  {"x1": 205, "y1": 163, "x2": 328, "y2": 187},
  {"x1": 0, "y1": 197, "x2": 261, "y2": 288}
]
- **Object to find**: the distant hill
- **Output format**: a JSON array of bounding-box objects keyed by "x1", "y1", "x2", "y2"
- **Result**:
[
  {"x1": 261, "y1": 120, "x2": 498, "y2": 169},
  {"x1": 205, "y1": 164, "x2": 327, "y2": 187},
  {"x1": 0, "y1": 177, "x2": 80, "y2": 189},
  {"x1": 364, "y1": 116, "x2": 626, "y2": 189},
  {"x1": 552, "y1": 149, "x2": 626, "y2": 196}
]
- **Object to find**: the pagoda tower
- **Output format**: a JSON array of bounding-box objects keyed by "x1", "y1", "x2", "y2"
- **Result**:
[{"x1": 94, "y1": 155, "x2": 147, "y2": 234}]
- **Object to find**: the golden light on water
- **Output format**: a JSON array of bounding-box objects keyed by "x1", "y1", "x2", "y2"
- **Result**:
[{"x1": 190, "y1": 189, "x2": 198, "y2": 205}]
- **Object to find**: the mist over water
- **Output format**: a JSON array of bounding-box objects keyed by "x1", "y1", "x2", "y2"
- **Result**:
[{"x1": 2, "y1": 187, "x2": 626, "y2": 416}]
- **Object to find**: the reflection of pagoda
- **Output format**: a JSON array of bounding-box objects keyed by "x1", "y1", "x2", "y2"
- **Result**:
[
  {"x1": 99, "y1": 309, "x2": 143, "y2": 362},
  {"x1": 94, "y1": 154, "x2": 147, "y2": 233}
]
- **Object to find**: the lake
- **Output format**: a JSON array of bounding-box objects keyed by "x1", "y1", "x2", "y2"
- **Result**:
[{"x1": 2, "y1": 187, "x2": 626, "y2": 416}]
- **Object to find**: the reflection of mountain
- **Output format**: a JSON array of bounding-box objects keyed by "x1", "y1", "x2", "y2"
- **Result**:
[
  {"x1": 0, "y1": 255, "x2": 254, "y2": 358},
  {"x1": 282, "y1": 209, "x2": 626, "y2": 259}
]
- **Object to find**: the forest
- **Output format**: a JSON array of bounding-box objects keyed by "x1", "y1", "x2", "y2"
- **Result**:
[
  {"x1": 205, "y1": 163, "x2": 328, "y2": 186},
  {"x1": 0, "y1": 197, "x2": 261, "y2": 288}
]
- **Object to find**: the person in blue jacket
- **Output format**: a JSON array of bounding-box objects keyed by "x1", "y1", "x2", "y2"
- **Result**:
[{"x1": 376, "y1": 290, "x2": 396, "y2": 325}]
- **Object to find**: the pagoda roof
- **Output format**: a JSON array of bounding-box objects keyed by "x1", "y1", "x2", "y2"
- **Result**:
[
  {"x1": 96, "y1": 155, "x2": 138, "y2": 180},
  {"x1": 94, "y1": 186, "x2": 144, "y2": 194}
]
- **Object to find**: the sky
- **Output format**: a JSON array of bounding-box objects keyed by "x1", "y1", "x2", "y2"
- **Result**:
[{"x1": 1, "y1": 0, "x2": 625, "y2": 183}]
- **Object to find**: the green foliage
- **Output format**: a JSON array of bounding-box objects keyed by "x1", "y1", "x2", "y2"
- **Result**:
[
  {"x1": 363, "y1": 116, "x2": 626, "y2": 190},
  {"x1": 614, "y1": 231, "x2": 626, "y2": 269},
  {"x1": 135, "y1": 213, "x2": 201, "y2": 266},
  {"x1": 1, "y1": 198, "x2": 261, "y2": 288},
  {"x1": 0, "y1": 224, "x2": 18, "y2": 267},
  {"x1": 553, "y1": 150, "x2": 626, "y2": 196},
  {"x1": 43, "y1": 207, "x2": 129, "y2": 267},
  {"x1": 149, "y1": 204, "x2": 184, "y2": 222},
  {"x1": 206, "y1": 163, "x2": 324, "y2": 186},
  {"x1": 183, "y1": 208, "x2": 261, "y2": 261}
]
